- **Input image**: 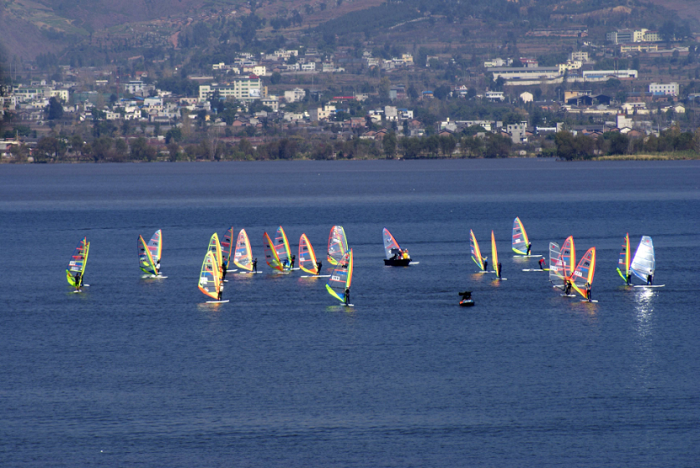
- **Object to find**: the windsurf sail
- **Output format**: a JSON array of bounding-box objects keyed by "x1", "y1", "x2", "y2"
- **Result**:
[
  {"x1": 264, "y1": 231, "x2": 284, "y2": 271},
  {"x1": 326, "y1": 249, "x2": 353, "y2": 303},
  {"x1": 298, "y1": 234, "x2": 318, "y2": 275},
  {"x1": 549, "y1": 242, "x2": 563, "y2": 284},
  {"x1": 383, "y1": 228, "x2": 402, "y2": 259},
  {"x1": 630, "y1": 236, "x2": 655, "y2": 282},
  {"x1": 138, "y1": 229, "x2": 162, "y2": 275},
  {"x1": 491, "y1": 230, "x2": 499, "y2": 271},
  {"x1": 208, "y1": 233, "x2": 223, "y2": 272},
  {"x1": 221, "y1": 227, "x2": 235, "y2": 266},
  {"x1": 327, "y1": 225, "x2": 348, "y2": 265},
  {"x1": 66, "y1": 237, "x2": 90, "y2": 287},
  {"x1": 138, "y1": 235, "x2": 157, "y2": 275},
  {"x1": 233, "y1": 229, "x2": 253, "y2": 271},
  {"x1": 512, "y1": 217, "x2": 530, "y2": 255},
  {"x1": 470, "y1": 229, "x2": 484, "y2": 270},
  {"x1": 572, "y1": 247, "x2": 596, "y2": 299},
  {"x1": 274, "y1": 226, "x2": 292, "y2": 269},
  {"x1": 198, "y1": 251, "x2": 221, "y2": 300},
  {"x1": 560, "y1": 236, "x2": 576, "y2": 278},
  {"x1": 616, "y1": 233, "x2": 631, "y2": 282}
]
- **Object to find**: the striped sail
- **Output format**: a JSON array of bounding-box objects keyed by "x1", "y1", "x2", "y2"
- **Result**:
[
  {"x1": 138, "y1": 235, "x2": 157, "y2": 275},
  {"x1": 549, "y1": 241, "x2": 563, "y2": 284},
  {"x1": 616, "y1": 233, "x2": 631, "y2": 282},
  {"x1": 66, "y1": 237, "x2": 90, "y2": 287},
  {"x1": 233, "y1": 229, "x2": 253, "y2": 271},
  {"x1": 221, "y1": 227, "x2": 235, "y2": 265},
  {"x1": 512, "y1": 217, "x2": 529, "y2": 255},
  {"x1": 327, "y1": 225, "x2": 348, "y2": 265},
  {"x1": 560, "y1": 236, "x2": 576, "y2": 278},
  {"x1": 491, "y1": 230, "x2": 499, "y2": 271},
  {"x1": 383, "y1": 228, "x2": 402, "y2": 259},
  {"x1": 572, "y1": 247, "x2": 596, "y2": 299},
  {"x1": 274, "y1": 226, "x2": 292, "y2": 269},
  {"x1": 298, "y1": 234, "x2": 318, "y2": 275},
  {"x1": 326, "y1": 249, "x2": 353, "y2": 303},
  {"x1": 264, "y1": 231, "x2": 284, "y2": 271},
  {"x1": 198, "y1": 251, "x2": 221, "y2": 300},
  {"x1": 470, "y1": 229, "x2": 484, "y2": 270},
  {"x1": 208, "y1": 233, "x2": 223, "y2": 273}
]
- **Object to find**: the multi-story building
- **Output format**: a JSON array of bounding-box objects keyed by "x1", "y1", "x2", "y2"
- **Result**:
[
  {"x1": 198, "y1": 76, "x2": 264, "y2": 102},
  {"x1": 649, "y1": 82, "x2": 679, "y2": 96},
  {"x1": 570, "y1": 51, "x2": 589, "y2": 62}
]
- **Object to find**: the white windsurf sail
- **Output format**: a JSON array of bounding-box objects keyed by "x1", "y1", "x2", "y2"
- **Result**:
[{"x1": 630, "y1": 236, "x2": 655, "y2": 282}]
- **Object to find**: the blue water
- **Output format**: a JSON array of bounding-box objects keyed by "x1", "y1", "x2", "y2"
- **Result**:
[{"x1": 1, "y1": 159, "x2": 699, "y2": 467}]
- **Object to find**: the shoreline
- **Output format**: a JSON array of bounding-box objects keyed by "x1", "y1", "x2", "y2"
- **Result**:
[{"x1": 2, "y1": 153, "x2": 699, "y2": 164}]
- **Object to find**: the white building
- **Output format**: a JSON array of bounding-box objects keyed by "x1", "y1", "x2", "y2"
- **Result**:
[
  {"x1": 649, "y1": 82, "x2": 679, "y2": 96},
  {"x1": 570, "y1": 51, "x2": 589, "y2": 62},
  {"x1": 485, "y1": 91, "x2": 505, "y2": 101},
  {"x1": 301, "y1": 63, "x2": 316, "y2": 72},
  {"x1": 309, "y1": 104, "x2": 335, "y2": 121},
  {"x1": 488, "y1": 67, "x2": 560, "y2": 81},
  {"x1": 484, "y1": 58, "x2": 512, "y2": 68},
  {"x1": 124, "y1": 81, "x2": 145, "y2": 94},
  {"x1": 198, "y1": 76, "x2": 263, "y2": 102},
  {"x1": 582, "y1": 69, "x2": 638, "y2": 80},
  {"x1": 520, "y1": 92, "x2": 534, "y2": 103},
  {"x1": 284, "y1": 88, "x2": 306, "y2": 103}
]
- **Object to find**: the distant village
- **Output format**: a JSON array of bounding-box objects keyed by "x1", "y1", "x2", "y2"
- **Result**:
[{"x1": 1, "y1": 24, "x2": 700, "y2": 162}]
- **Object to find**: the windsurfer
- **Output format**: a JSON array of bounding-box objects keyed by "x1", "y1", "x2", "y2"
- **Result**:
[
  {"x1": 290, "y1": 255, "x2": 296, "y2": 269},
  {"x1": 483, "y1": 258, "x2": 488, "y2": 272},
  {"x1": 344, "y1": 288, "x2": 350, "y2": 306},
  {"x1": 527, "y1": 243, "x2": 532, "y2": 256},
  {"x1": 74, "y1": 272, "x2": 82, "y2": 291},
  {"x1": 316, "y1": 261, "x2": 323, "y2": 275},
  {"x1": 585, "y1": 282, "x2": 592, "y2": 301},
  {"x1": 564, "y1": 279, "x2": 572, "y2": 295},
  {"x1": 253, "y1": 258, "x2": 258, "y2": 272},
  {"x1": 221, "y1": 259, "x2": 227, "y2": 280},
  {"x1": 218, "y1": 283, "x2": 224, "y2": 301},
  {"x1": 539, "y1": 258, "x2": 546, "y2": 270},
  {"x1": 646, "y1": 273, "x2": 653, "y2": 285},
  {"x1": 497, "y1": 262, "x2": 502, "y2": 279},
  {"x1": 626, "y1": 273, "x2": 632, "y2": 286}
]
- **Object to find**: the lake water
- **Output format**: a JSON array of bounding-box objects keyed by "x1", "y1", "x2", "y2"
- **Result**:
[{"x1": 1, "y1": 159, "x2": 699, "y2": 467}]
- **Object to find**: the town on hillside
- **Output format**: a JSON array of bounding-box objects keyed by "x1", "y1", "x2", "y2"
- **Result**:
[{"x1": 1, "y1": 0, "x2": 700, "y2": 162}]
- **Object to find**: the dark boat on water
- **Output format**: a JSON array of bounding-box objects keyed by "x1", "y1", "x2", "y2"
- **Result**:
[
  {"x1": 459, "y1": 291, "x2": 475, "y2": 307},
  {"x1": 384, "y1": 257, "x2": 412, "y2": 266},
  {"x1": 383, "y1": 228, "x2": 414, "y2": 267}
]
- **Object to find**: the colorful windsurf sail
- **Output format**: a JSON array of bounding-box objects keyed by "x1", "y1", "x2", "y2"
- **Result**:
[
  {"x1": 616, "y1": 233, "x2": 631, "y2": 282},
  {"x1": 560, "y1": 236, "x2": 576, "y2": 278},
  {"x1": 512, "y1": 217, "x2": 530, "y2": 255},
  {"x1": 208, "y1": 233, "x2": 223, "y2": 272},
  {"x1": 572, "y1": 247, "x2": 596, "y2": 299},
  {"x1": 491, "y1": 230, "x2": 499, "y2": 271},
  {"x1": 274, "y1": 226, "x2": 292, "y2": 269},
  {"x1": 549, "y1": 242, "x2": 563, "y2": 284},
  {"x1": 298, "y1": 234, "x2": 318, "y2": 275},
  {"x1": 326, "y1": 249, "x2": 353, "y2": 303},
  {"x1": 198, "y1": 251, "x2": 221, "y2": 300},
  {"x1": 221, "y1": 227, "x2": 235, "y2": 266},
  {"x1": 383, "y1": 228, "x2": 402, "y2": 259},
  {"x1": 630, "y1": 236, "x2": 655, "y2": 282},
  {"x1": 233, "y1": 229, "x2": 253, "y2": 271},
  {"x1": 264, "y1": 231, "x2": 284, "y2": 271},
  {"x1": 138, "y1": 236, "x2": 156, "y2": 275},
  {"x1": 327, "y1": 225, "x2": 348, "y2": 265},
  {"x1": 470, "y1": 229, "x2": 484, "y2": 270},
  {"x1": 138, "y1": 229, "x2": 162, "y2": 275},
  {"x1": 66, "y1": 237, "x2": 90, "y2": 287}
]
